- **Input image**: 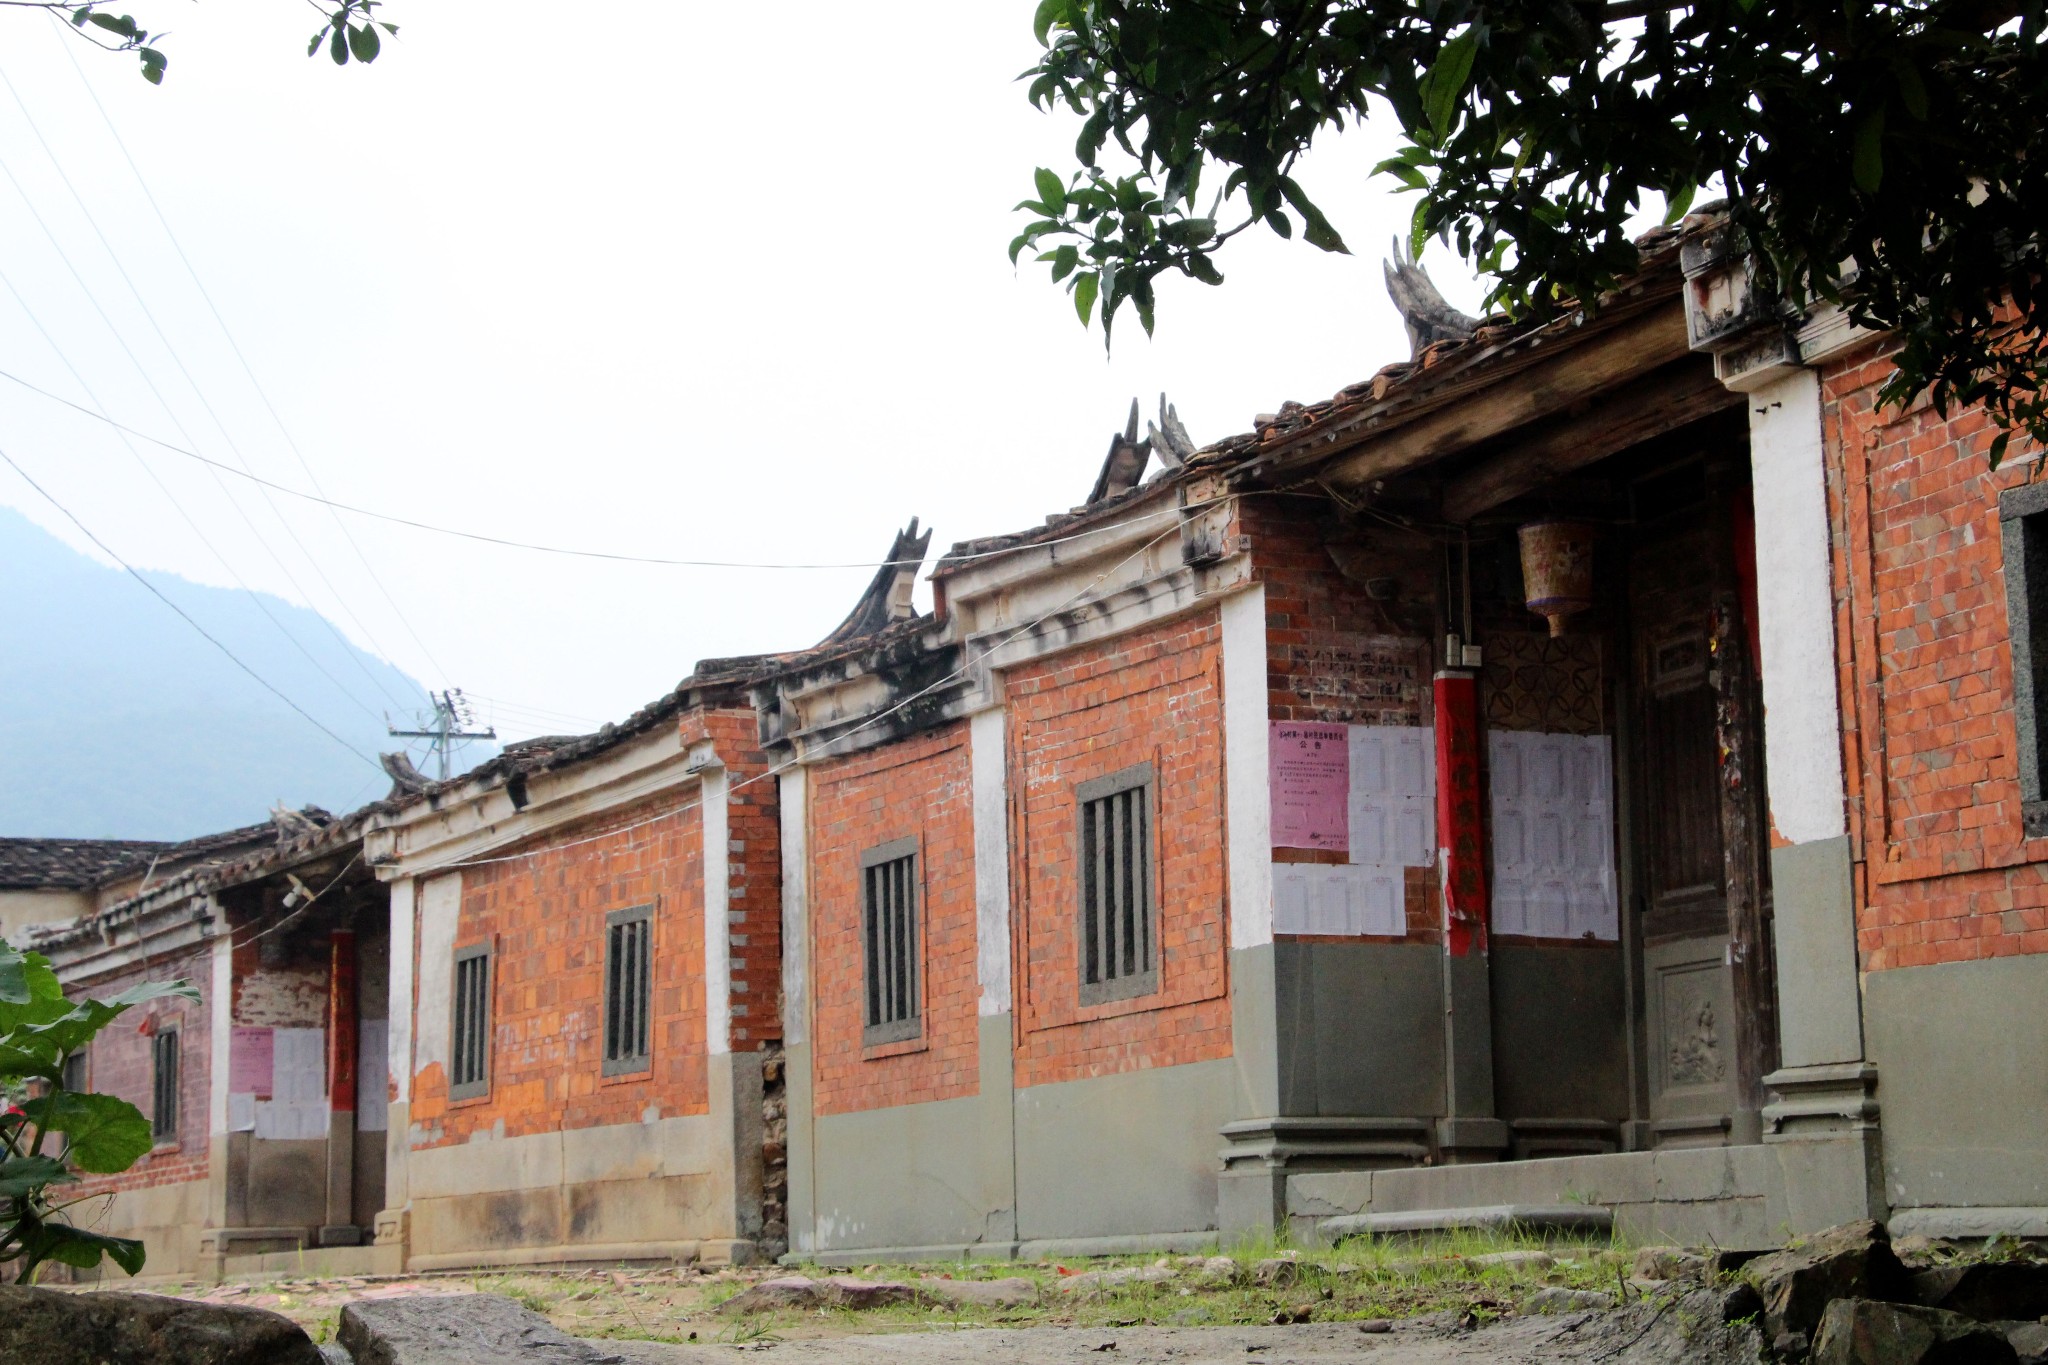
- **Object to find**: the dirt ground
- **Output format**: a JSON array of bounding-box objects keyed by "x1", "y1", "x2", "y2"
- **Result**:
[{"x1": 123, "y1": 1235, "x2": 1752, "y2": 1361}]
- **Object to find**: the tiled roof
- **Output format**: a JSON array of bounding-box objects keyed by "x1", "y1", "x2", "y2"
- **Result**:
[{"x1": 0, "y1": 838, "x2": 171, "y2": 890}]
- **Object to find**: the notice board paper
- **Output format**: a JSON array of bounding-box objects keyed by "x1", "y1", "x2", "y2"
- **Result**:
[
  {"x1": 1270, "y1": 721, "x2": 1350, "y2": 852},
  {"x1": 228, "y1": 1026, "x2": 275, "y2": 1098}
]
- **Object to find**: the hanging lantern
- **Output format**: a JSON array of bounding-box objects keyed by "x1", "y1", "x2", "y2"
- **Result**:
[{"x1": 1518, "y1": 520, "x2": 1596, "y2": 638}]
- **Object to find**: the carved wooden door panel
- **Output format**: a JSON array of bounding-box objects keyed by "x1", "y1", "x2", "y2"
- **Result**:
[{"x1": 1632, "y1": 526, "x2": 1741, "y2": 1146}]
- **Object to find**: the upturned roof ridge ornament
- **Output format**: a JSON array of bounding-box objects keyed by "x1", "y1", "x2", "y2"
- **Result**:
[
  {"x1": 1089, "y1": 395, "x2": 1198, "y2": 505},
  {"x1": 1383, "y1": 237, "x2": 1481, "y2": 356}
]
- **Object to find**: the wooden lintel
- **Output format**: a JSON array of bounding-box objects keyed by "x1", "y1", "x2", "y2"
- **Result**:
[
  {"x1": 1440, "y1": 359, "x2": 1741, "y2": 523},
  {"x1": 1315, "y1": 300, "x2": 1694, "y2": 492}
]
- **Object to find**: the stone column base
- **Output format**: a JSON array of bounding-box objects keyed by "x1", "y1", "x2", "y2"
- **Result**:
[{"x1": 1217, "y1": 1117, "x2": 1432, "y2": 1244}]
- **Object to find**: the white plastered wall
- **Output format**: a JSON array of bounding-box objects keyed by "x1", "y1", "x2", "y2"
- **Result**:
[
  {"x1": 388, "y1": 877, "x2": 416, "y2": 1106},
  {"x1": 1748, "y1": 368, "x2": 1849, "y2": 842},
  {"x1": 208, "y1": 926, "x2": 232, "y2": 1137},
  {"x1": 414, "y1": 873, "x2": 462, "y2": 1083},
  {"x1": 779, "y1": 769, "x2": 809, "y2": 1047},
  {"x1": 970, "y1": 707, "x2": 1012, "y2": 1015},
  {"x1": 1222, "y1": 584, "x2": 1273, "y2": 949}
]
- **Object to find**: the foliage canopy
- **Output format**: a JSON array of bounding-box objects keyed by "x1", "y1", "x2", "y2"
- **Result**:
[
  {"x1": 3, "y1": 1, "x2": 397, "y2": 86},
  {"x1": 1014, "y1": 0, "x2": 2048, "y2": 461}
]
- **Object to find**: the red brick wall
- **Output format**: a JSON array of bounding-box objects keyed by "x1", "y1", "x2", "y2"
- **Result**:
[
  {"x1": 1243, "y1": 494, "x2": 1444, "y2": 944},
  {"x1": 1822, "y1": 344, "x2": 2048, "y2": 969},
  {"x1": 807, "y1": 723, "x2": 978, "y2": 1116},
  {"x1": 1007, "y1": 609, "x2": 1232, "y2": 1089},
  {"x1": 411, "y1": 708, "x2": 778, "y2": 1145},
  {"x1": 65, "y1": 954, "x2": 210, "y2": 1200}
]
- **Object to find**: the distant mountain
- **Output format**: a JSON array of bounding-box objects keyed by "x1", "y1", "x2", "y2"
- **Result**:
[{"x1": 0, "y1": 506, "x2": 481, "y2": 840}]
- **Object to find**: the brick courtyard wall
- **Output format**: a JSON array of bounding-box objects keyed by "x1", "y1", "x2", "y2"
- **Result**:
[
  {"x1": 1242, "y1": 496, "x2": 1444, "y2": 943},
  {"x1": 807, "y1": 722, "x2": 977, "y2": 1116},
  {"x1": 1821, "y1": 343, "x2": 2048, "y2": 970},
  {"x1": 1006, "y1": 608, "x2": 1232, "y2": 1089},
  {"x1": 64, "y1": 951, "x2": 211, "y2": 1201},
  {"x1": 410, "y1": 708, "x2": 777, "y2": 1146}
]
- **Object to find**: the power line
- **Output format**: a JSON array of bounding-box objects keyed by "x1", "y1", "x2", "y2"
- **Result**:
[
  {"x1": 0, "y1": 444, "x2": 382, "y2": 771},
  {"x1": 0, "y1": 255, "x2": 403, "y2": 737},
  {"x1": 0, "y1": 364, "x2": 1203, "y2": 571},
  {"x1": 47, "y1": 21, "x2": 453, "y2": 693},
  {"x1": 0, "y1": 52, "x2": 420, "y2": 718}
]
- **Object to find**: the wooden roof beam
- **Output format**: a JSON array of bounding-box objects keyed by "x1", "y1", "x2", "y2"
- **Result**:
[{"x1": 1439, "y1": 357, "x2": 1741, "y2": 523}]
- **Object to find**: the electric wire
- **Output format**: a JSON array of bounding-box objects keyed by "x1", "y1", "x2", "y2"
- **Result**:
[
  {"x1": 0, "y1": 254, "x2": 400, "y2": 736},
  {"x1": 0, "y1": 55, "x2": 418, "y2": 719},
  {"x1": 47, "y1": 19, "x2": 452, "y2": 693},
  {"x1": 436, "y1": 518, "x2": 1190, "y2": 869},
  {"x1": 0, "y1": 444, "x2": 382, "y2": 771},
  {"x1": 0, "y1": 361, "x2": 1206, "y2": 570}
]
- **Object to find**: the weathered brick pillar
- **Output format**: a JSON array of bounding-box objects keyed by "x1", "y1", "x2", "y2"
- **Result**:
[{"x1": 1433, "y1": 669, "x2": 1505, "y2": 1163}]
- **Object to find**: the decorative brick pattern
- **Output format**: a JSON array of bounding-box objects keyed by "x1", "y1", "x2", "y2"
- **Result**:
[
  {"x1": 1822, "y1": 345, "x2": 2048, "y2": 970},
  {"x1": 411, "y1": 708, "x2": 777, "y2": 1146},
  {"x1": 807, "y1": 724, "x2": 977, "y2": 1116},
  {"x1": 1008, "y1": 610, "x2": 1232, "y2": 1089}
]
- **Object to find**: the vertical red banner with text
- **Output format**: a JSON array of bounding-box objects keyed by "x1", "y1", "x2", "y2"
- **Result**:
[{"x1": 1433, "y1": 671, "x2": 1489, "y2": 956}]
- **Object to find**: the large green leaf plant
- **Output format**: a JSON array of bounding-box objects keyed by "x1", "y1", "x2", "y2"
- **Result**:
[{"x1": 0, "y1": 937, "x2": 196, "y2": 1282}]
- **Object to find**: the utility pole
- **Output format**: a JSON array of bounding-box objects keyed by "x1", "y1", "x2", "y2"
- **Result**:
[{"x1": 387, "y1": 689, "x2": 496, "y2": 781}]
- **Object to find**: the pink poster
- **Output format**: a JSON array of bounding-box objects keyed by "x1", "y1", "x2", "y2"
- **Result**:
[
  {"x1": 1270, "y1": 721, "x2": 1350, "y2": 852},
  {"x1": 230, "y1": 1026, "x2": 275, "y2": 1098}
]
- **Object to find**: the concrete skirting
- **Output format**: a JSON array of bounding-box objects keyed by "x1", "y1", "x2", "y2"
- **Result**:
[
  {"x1": 222, "y1": 1243, "x2": 405, "y2": 1280},
  {"x1": 407, "y1": 1239, "x2": 728, "y2": 1272},
  {"x1": 1287, "y1": 1141, "x2": 1882, "y2": 1251},
  {"x1": 1320, "y1": 1205, "x2": 1613, "y2": 1241},
  {"x1": 1888, "y1": 1208, "x2": 2048, "y2": 1240},
  {"x1": 781, "y1": 1230, "x2": 1216, "y2": 1267}
]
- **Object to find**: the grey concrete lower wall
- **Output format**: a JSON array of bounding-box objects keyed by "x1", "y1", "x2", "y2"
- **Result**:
[
  {"x1": 1867, "y1": 953, "x2": 2048, "y2": 1212},
  {"x1": 407, "y1": 1113, "x2": 732, "y2": 1266},
  {"x1": 76, "y1": 1177, "x2": 209, "y2": 1282},
  {"x1": 1015, "y1": 1057, "x2": 1236, "y2": 1242},
  {"x1": 1770, "y1": 837, "x2": 1864, "y2": 1068},
  {"x1": 1490, "y1": 943, "x2": 1629, "y2": 1124},
  {"x1": 1273, "y1": 941, "x2": 1444, "y2": 1118},
  {"x1": 812, "y1": 1088, "x2": 1011, "y2": 1252},
  {"x1": 1286, "y1": 1139, "x2": 1878, "y2": 1250}
]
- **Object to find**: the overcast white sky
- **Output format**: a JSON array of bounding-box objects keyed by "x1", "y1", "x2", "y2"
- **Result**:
[{"x1": 0, "y1": 1, "x2": 1487, "y2": 746}]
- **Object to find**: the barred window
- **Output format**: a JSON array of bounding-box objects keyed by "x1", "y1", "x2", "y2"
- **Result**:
[
  {"x1": 603, "y1": 905, "x2": 653, "y2": 1076},
  {"x1": 1077, "y1": 763, "x2": 1159, "y2": 1005},
  {"x1": 150, "y1": 1029, "x2": 179, "y2": 1142},
  {"x1": 60, "y1": 1050, "x2": 87, "y2": 1095},
  {"x1": 861, "y1": 837, "x2": 921, "y2": 1046},
  {"x1": 450, "y1": 943, "x2": 492, "y2": 1100},
  {"x1": 2001, "y1": 483, "x2": 2048, "y2": 838}
]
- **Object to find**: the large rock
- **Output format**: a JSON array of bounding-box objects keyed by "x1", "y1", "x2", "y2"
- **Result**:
[
  {"x1": 1742, "y1": 1219, "x2": 1910, "y2": 1342},
  {"x1": 337, "y1": 1294, "x2": 624, "y2": 1364},
  {"x1": 918, "y1": 1277, "x2": 1038, "y2": 1307},
  {"x1": 0, "y1": 1286, "x2": 321, "y2": 1365},
  {"x1": 1908, "y1": 1262, "x2": 2048, "y2": 1323},
  {"x1": 1810, "y1": 1298, "x2": 2018, "y2": 1364},
  {"x1": 2004, "y1": 1322, "x2": 2048, "y2": 1365}
]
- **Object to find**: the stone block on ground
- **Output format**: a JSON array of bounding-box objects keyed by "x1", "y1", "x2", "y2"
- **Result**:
[
  {"x1": 1181, "y1": 1255, "x2": 1242, "y2": 1286},
  {"x1": 1809, "y1": 1298, "x2": 2019, "y2": 1364},
  {"x1": 1058, "y1": 1265, "x2": 1177, "y2": 1293},
  {"x1": 1467, "y1": 1250, "x2": 1553, "y2": 1272},
  {"x1": 0, "y1": 1286, "x2": 322, "y2": 1365},
  {"x1": 2003, "y1": 1322, "x2": 2048, "y2": 1365},
  {"x1": 917, "y1": 1277, "x2": 1038, "y2": 1307},
  {"x1": 1742, "y1": 1219, "x2": 1910, "y2": 1342},
  {"x1": 337, "y1": 1293, "x2": 624, "y2": 1364},
  {"x1": 717, "y1": 1276, "x2": 923, "y2": 1314}
]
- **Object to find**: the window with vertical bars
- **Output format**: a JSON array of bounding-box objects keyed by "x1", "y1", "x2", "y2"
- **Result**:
[
  {"x1": 1077, "y1": 763, "x2": 1159, "y2": 1005},
  {"x1": 603, "y1": 905, "x2": 654, "y2": 1075},
  {"x1": 860, "y1": 838, "x2": 921, "y2": 1046},
  {"x1": 450, "y1": 943, "x2": 492, "y2": 1100},
  {"x1": 150, "y1": 1029, "x2": 179, "y2": 1142}
]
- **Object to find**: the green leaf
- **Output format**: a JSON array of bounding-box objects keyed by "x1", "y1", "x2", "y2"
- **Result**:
[
  {"x1": 1894, "y1": 62, "x2": 1929, "y2": 121},
  {"x1": 0, "y1": 942, "x2": 61, "y2": 1008},
  {"x1": 1050, "y1": 243, "x2": 1079, "y2": 282},
  {"x1": 1662, "y1": 183, "x2": 1697, "y2": 226},
  {"x1": 1280, "y1": 178, "x2": 1348, "y2": 254},
  {"x1": 347, "y1": 22, "x2": 380, "y2": 62},
  {"x1": 1073, "y1": 269, "x2": 1099, "y2": 326},
  {"x1": 1032, "y1": 0, "x2": 1066, "y2": 47},
  {"x1": 1034, "y1": 167, "x2": 1067, "y2": 217},
  {"x1": 1373, "y1": 158, "x2": 1429, "y2": 191},
  {"x1": 86, "y1": 12, "x2": 140, "y2": 39},
  {"x1": 1853, "y1": 110, "x2": 1885, "y2": 193},
  {"x1": 138, "y1": 47, "x2": 165, "y2": 84},
  {"x1": 21, "y1": 1092, "x2": 152, "y2": 1175},
  {"x1": 330, "y1": 25, "x2": 349, "y2": 65},
  {"x1": 20, "y1": 1222, "x2": 146, "y2": 1276},
  {"x1": 0, "y1": 1156, "x2": 72, "y2": 1200},
  {"x1": 1187, "y1": 253, "x2": 1223, "y2": 286},
  {"x1": 1420, "y1": 31, "x2": 1479, "y2": 137}
]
